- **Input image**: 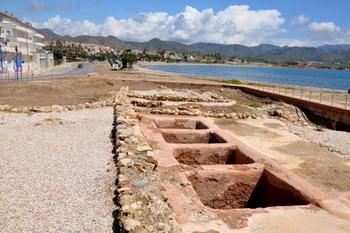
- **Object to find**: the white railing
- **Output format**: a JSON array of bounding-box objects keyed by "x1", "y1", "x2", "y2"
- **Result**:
[{"x1": 240, "y1": 77, "x2": 350, "y2": 109}]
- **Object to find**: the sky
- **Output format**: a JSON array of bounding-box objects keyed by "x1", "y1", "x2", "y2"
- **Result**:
[{"x1": 1, "y1": 0, "x2": 350, "y2": 47}]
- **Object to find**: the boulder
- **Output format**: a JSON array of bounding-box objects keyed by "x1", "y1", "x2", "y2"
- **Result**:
[
  {"x1": 123, "y1": 218, "x2": 141, "y2": 231},
  {"x1": 52, "y1": 105, "x2": 63, "y2": 112}
]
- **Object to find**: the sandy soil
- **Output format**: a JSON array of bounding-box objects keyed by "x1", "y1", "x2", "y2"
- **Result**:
[{"x1": 1, "y1": 61, "x2": 349, "y2": 194}]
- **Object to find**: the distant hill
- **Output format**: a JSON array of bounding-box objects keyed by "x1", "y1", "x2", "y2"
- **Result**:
[
  {"x1": 190, "y1": 42, "x2": 280, "y2": 57},
  {"x1": 36, "y1": 28, "x2": 131, "y2": 50},
  {"x1": 69, "y1": 35, "x2": 132, "y2": 51},
  {"x1": 190, "y1": 43, "x2": 254, "y2": 57},
  {"x1": 36, "y1": 29, "x2": 350, "y2": 63},
  {"x1": 254, "y1": 46, "x2": 326, "y2": 62},
  {"x1": 318, "y1": 44, "x2": 350, "y2": 53},
  {"x1": 251, "y1": 44, "x2": 281, "y2": 54},
  {"x1": 36, "y1": 28, "x2": 62, "y2": 41},
  {"x1": 191, "y1": 42, "x2": 350, "y2": 63},
  {"x1": 124, "y1": 38, "x2": 205, "y2": 53},
  {"x1": 318, "y1": 50, "x2": 350, "y2": 63}
]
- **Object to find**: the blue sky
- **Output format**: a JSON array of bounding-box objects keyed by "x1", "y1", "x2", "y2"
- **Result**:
[{"x1": 1, "y1": 0, "x2": 349, "y2": 46}]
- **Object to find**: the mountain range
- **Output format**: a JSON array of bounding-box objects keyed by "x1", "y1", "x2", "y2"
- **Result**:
[{"x1": 37, "y1": 28, "x2": 350, "y2": 64}]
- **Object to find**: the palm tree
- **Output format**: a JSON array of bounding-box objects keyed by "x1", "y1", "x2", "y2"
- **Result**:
[
  {"x1": 120, "y1": 49, "x2": 138, "y2": 69},
  {"x1": 157, "y1": 49, "x2": 166, "y2": 61}
]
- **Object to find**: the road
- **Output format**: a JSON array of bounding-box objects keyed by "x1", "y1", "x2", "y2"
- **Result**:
[{"x1": 0, "y1": 62, "x2": 93, "y2": 81}]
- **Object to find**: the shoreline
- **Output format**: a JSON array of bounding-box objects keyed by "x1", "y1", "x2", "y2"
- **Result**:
[
  {"x1": 138, "y1": 60, "x2": 350, "y2": 71},
  {"x1": 135, "y1": 62, "x2": 349, "y2": 107},
  {"x1": 138, "y1": 62, "x2": 350, "y2": 91}
]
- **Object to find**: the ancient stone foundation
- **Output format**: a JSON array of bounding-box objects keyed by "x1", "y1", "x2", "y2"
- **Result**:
[{"x1": 113, "y1": 87, "x2": 350, "y2": 233}]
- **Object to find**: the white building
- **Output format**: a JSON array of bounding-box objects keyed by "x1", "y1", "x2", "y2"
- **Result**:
[{"x1": 0, "y1": 11, "x2": 53, "y2": 73}]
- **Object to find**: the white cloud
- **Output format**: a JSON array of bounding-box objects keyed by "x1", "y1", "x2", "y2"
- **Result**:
[
  {"x1": 56, "y1": 2, "x2": 72, "y2": 11},
  {"x1": 314, "y1": 28, "x2": 350, "y2": 45},
  {"x1": 132, "y1": 12, "x2": 168, "y2": 24},
  {"x1": 293, "y1": 21, "x2": 350, "y2": 46},
  {"x1": 291, "y1": 15, "x2": 310, "y2": 26},
  {"x1": 32, "y1": 5, "x2": 287, "y2": 46},
  {"x1": 26, "y1": 0, "x2": 52, "y2": 11},
  {"x1": 307, "y1": 21, "x2": 340, "y2": 33},
  {"x1": 36, "y1": 15, "x2": 101, "y2": 36}
]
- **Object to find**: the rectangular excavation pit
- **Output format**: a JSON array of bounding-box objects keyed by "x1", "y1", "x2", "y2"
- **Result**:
[
  {"x1": 155, "y1": 119, "x2": 209, "y2": 129},
  {"x1": 187, "y1": 168, "x2": 309, "y2": 210},
  {"x1": 161, "y1": 131, "x2": 227, "y2": 144},
  {"x1": 173, "y1": 146, "x2": 255, "y2": 165}
]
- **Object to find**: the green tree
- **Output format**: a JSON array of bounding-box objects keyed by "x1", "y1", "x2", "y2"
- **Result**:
[
  {"x1": 157, "y1": 49, "x2": 166, "y2": 61},
  {"x1": 120, "y1": 49, "x2": 138, "y2": 69}
]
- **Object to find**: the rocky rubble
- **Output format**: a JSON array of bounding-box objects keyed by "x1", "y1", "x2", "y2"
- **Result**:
[
  {"x1": 113, "y1": 87, "x2": 181, "y2": 233},
  {"x1": 127, "y1": 93, "x2": 231, "y2": 103},
  {"x1": 0, "y1": 88, "x2": 312, "y2": 130},
  {"x1": 0, "y1": 98, "x2": 115, "y2": 113},
  {"x1": 128, "y1": 93, "x2": 311, "y2": 127}
]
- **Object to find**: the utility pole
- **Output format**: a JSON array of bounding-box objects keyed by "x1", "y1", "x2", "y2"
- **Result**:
[
  {"x1": 14, "y1": 45, "x2": 22, "y2": 81},
  {"x1": 27, "y1": 28, "x2": 30, "y2": 73},
  {"x1": 0, "y1": 44, "x2": 2, "y2": 81},
  {"x1": 15, "y1": 45, "x2": 18, "y2": 80},
  {"x1": 0, "y1": 44, "x2": 2, "y2": 73}
]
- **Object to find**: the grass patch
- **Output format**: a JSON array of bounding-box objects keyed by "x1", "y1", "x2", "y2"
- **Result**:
[
  {"x1": 248, "y1": 103, "x2": 261, "y2": 108},
  {"x1": 247, "y1": 83, "x2": 274, "y2": 88},
  {"x1": 122, "y1": 72, "x2": 138, "y2": 75},
  {"x1": 200, "y1": 78, "x2": 245, "y2": 85}
]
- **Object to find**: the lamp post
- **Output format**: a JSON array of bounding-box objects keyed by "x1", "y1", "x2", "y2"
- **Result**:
[
  {"x1": 0, "y1": 44, "x2": 2, "y2": 81},
  {"x1": 15, "y1": 45, "x2": 18, "y2": 80},
  {"x1": 27, "y1": 28, "x2": 30, "y2": 74},
  {"x1": 14, "y1": 45, "x2": 22, "y2": 81},
  {"x1": 0, "y1": 44, "x2": 2, "y2": 72}
]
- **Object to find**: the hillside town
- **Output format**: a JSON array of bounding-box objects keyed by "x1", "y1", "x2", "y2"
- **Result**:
[
  {"x1": 0, "y1": 10, "x2": 187, "y2": 74},
  {"x1": 0, "y1": 11, "x2": 120, "y2": 73}
]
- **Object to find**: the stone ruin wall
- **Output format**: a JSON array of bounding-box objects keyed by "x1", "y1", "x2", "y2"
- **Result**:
[{"x1": 112, "y1": 86, "x2": 350, "y2": 233}]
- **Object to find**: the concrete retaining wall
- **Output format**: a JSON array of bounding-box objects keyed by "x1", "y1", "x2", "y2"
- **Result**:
[{"x1": 237, "y1": 85, "x2": 350, "y2": 130}]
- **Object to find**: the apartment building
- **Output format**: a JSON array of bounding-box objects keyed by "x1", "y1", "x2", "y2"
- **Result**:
[{"x1": 0, "y1": 11, "x2": 54, "y2": 73}]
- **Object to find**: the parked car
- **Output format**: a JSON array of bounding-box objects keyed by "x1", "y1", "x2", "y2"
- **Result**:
[{"x1": 77, "y1": 63, "x2": 83, "y2": 68}]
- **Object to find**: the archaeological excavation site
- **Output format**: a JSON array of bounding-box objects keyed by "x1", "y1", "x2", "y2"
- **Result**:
[{"x1": 112, "y1": 81, "x2": 350, "y2": 233}]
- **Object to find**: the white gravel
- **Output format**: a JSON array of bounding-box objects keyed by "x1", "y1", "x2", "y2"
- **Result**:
[
  {"x1": 287, "y1": 123, "x2": 350, "y2": 155},
  {"x1": 0, "y1": 108, "x2": 116, "y2": 233}
]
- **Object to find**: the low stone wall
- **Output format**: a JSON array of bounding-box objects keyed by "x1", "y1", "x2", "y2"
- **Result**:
[
  {"x1": 0, "y1": 99, "x2": 115, "y2": 113},
  {"x1": 113, "y1": 87, "x2": 181, "y2": 232},
  {"x1": 148, "y1": 80, "x2": 350, "y2": 130}
]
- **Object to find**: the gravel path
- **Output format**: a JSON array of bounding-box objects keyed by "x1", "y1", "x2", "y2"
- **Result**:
[
  {"x1": 0, "y1": 108, "x2": 116, "y2": 233},
  {"x1": 286, "y1": 123, "x2": 350, "y2": 155}
]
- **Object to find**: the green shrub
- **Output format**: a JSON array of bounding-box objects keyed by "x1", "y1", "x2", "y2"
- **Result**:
[{"x1": 248, "y1": 103, "x2": 261, "y2": 108}]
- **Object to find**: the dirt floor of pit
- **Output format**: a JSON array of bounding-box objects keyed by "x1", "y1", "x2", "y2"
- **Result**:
[{"x1": 1, "y1": 61, "x2": 349, "y2": 194}]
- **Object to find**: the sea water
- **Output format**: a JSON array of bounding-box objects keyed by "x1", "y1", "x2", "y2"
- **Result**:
[{"x1": 149, "y1": 64, "x2": 350, "y2": 90}]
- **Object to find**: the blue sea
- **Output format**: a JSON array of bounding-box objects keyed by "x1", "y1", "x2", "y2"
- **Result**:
[{"x1": 149, "y1": 64, "x2": 350, "y2": 90}]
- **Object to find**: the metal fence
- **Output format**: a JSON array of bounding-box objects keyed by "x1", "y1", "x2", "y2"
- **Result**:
[
  {"x1": 241, "y1": 76, "x2": 350, "y2": 109},
  {"x1": 0, "y1": 68, "x2": 57, "y2": 82},
  {"x1": 0, "y1": 70, "x2": 34, "y2": 81}
]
